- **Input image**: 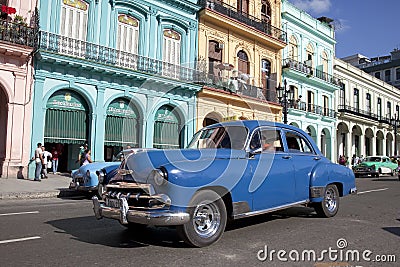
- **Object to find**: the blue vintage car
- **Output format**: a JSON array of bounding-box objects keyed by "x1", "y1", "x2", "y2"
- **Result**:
[
  {"x1": 93, "y1": 121, "x2": 356, "y2": 247},
  {"x1": 70, "y1": 161, "x2": 121, "y2": 197}
]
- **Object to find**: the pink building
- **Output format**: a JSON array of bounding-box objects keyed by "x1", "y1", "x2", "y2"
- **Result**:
[{"x1": 0, "y1": 0, "x2": 37, "y2": 178}]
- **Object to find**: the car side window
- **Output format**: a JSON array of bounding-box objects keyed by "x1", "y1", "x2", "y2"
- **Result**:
[
  {"x1": 285, "y1": 131, "x2": 314, "y2": 154},
  {"x1": 250, "y1": 128, "x2": 283, "y2": 152}
]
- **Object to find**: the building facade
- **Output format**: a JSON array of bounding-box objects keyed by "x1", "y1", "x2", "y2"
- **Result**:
[
  {"x1": 30, "y1": 0, "x2": 201, "y2": 176},
  {"x1": 196, "y1": 0, "x2": 286, "y2": 129},
  {"x1": 0, "y1": 0, "x2": 37, "y2": 178},
  {"x1": 341, "y1": 49, "x2": 400, "y2": 90},
  {"x1": 334, "y1": 58, "x2": 400, "y2": 160},
  {"x1": 280, "y1": 0, "x2": 340, "y2": 160}
]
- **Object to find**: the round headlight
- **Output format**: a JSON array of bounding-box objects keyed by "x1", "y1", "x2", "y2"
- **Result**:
[
  {"x1": 150, "y1": 169, "x2": 167, "y2": 186},
  {"x1": 86, "y1": 170, "x2": 91, "y2": 178}
]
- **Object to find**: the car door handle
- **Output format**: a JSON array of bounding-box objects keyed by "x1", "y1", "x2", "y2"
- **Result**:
[
  {"x1": 282, "y1": 155, "x2": 292, "y2": 159},
  {"x1": 313, "y1": 157, "x2": 321, "y2": 160}
]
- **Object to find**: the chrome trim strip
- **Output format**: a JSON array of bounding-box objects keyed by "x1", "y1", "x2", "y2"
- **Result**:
[
  {"x1": 233, "y1": 200, "x2": 308, "y2": 220},
  {"x1": 92, "y1": 197, "x2": 189, "y2": 226}
]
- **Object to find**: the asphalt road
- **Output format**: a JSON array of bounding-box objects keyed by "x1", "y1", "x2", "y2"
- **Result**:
[{"x1": 0, "y1": 176, "x2": 399, "y2": 267}]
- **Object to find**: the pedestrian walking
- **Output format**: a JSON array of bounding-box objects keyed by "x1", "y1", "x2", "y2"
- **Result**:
[
  {"x1": 51, "y1": 146, "x2": 60, "y2": 174},
  {"x1": 77, "y1": 143, "x2": 88, "y2": 166},
  {"x1": 33, "y1": 143, "x2": 43, "y2": 181},
  {"x1": 82, "y1": 149, "x2": 93, "y2": 166},
  {"x1": 41, "y1": 146, "x2": 52, "y2": 179}
]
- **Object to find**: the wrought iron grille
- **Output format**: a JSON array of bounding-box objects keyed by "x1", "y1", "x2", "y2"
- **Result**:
[{"x1": 0, "y1": 19, "x2": 37, "y2": 47}]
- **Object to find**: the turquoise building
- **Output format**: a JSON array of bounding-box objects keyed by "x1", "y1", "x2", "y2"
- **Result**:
[
  {"x1": 280, "y1": 0, "x2": 341, "y2": 160},
  {"x1": 30, "y1": 0, "x2": 201, "y2": 175}
]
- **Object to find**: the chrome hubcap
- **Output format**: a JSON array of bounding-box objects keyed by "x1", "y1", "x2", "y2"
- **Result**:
[
  {"x1": 192, "y1": 202, "x2": 220, "y2": 238},
  {"x1": 325, "y1": 188, "x2": 337, "y2": 213}
]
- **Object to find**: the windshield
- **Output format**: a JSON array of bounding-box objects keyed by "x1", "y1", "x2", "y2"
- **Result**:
[
  {"x1": 187, "y1": 126, "x2": 248, "y2": 150},
  {"x1": 112, "y1": 152, "x2": 126, "y2": 162},
  {"x1": 365, "y1": 157, "x2": 382, "y2": 162}
]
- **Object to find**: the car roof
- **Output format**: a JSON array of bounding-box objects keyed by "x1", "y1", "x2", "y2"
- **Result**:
[{"x1": 203, "y1": 120, "x2": 299, "y2": 132}]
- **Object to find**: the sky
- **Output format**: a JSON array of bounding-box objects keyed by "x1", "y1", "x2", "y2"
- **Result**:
[{"x1": 288, "y1": 0, "x2": 400, "y2": 59}]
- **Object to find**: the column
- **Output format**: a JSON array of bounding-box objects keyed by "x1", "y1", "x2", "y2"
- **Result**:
[{"x1": 93, "y1": 86, "x2": 106, "y2": 161}]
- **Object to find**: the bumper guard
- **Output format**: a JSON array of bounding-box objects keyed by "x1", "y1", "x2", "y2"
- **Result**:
[{"x1": 92, "y1": 196, "x2": 190, "y2": 226}]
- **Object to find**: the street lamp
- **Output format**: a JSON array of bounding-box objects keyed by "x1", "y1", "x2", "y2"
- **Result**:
[
  {"x1": 276, "y1": 79, "x2": 293, "y2": 124},
  {"x1": 390, "y1": 115, "x2": 399, "y2": 156}
]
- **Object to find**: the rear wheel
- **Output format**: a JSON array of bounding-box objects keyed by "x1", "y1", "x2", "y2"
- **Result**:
[
  {"x1": 314, "y1": 184, "x2": 340, "y2": 218},
  {"x1": 177, "y1": 190, "x2": 227, "y2": 247}
]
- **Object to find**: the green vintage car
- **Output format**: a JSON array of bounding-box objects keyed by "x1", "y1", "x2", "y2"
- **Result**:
[{"x1": 353, "y1": 156, "x2": 398, "y2": 177}]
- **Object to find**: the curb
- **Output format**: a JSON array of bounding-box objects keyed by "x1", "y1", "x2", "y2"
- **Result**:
[{"x1": 0, "y1": 189, "x2": 84, "y2": 200}]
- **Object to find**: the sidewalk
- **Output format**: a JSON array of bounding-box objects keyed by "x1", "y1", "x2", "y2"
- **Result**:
[{"x1": 0, "y1": 173, "x2": 79, "y2": 200}]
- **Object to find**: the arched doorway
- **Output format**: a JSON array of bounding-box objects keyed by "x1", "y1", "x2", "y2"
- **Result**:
[
  {"x1": 104, "y1": 98, "x2": 139, "y2": 161},
  {"x1": 203, "y1": 112, "x2": 222, "y2": 127},
  {"x1": 306, "y1": 125, "x2": 317, "y2": 143},
  {"x1": 0, "y1": 87, "x2": 8, "y2": 177},
  {"x1": 337, "y1": 122, "x2": 349, "y2": 157},
  {"x1": 153, "y1": 105, "x2": 182, "y2": 149},
  {"x1": 386, "y1": 132, "x2": 393, "y2": 156},
  {"x1": 352, "y1": 125, "x2": 362, "y2": 156},
  {"x1": 44, "y1": 90, "x2": 90, "y2": 172},
  {"x1": 321, "y1": 128, "x2": 332, "y2": 160},
  {"x1": 376, "y1": 130, "x2": 384, "y2": 155},
  {"x1": 365, "y1": 128, "x2": 374, "y2": 156}
]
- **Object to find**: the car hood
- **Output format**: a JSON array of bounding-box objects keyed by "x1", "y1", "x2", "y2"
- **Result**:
[
  {"x1": 113, "y1": 149, "x2": 247, "y2": 183},
  {"x1": 72, "y1": 161, "x2": 121, "y2": 176},
  {"x1": 356, "y1": 162, "x2": 376, "y2": 167}
]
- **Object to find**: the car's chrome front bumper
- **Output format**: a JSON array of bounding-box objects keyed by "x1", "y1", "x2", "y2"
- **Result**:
[{"x1": 92, "y1": 196, "x2": 190, "y2": 226}]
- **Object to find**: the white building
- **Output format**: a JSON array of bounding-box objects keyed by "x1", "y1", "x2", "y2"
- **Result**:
[{"x1": 334, "y1": 58, "x2": 400, "y2": 160}]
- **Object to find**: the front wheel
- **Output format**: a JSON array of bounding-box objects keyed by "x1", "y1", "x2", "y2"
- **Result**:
[
  {"x1": 96, "y1": 183, "x2": 106, "y2": 199},
  {"x1": 177, "y1": 190, "x2": 227, "y2": 247},
  {"x1": 314, "y1": 184, "x2": 340, "y2": 218}
]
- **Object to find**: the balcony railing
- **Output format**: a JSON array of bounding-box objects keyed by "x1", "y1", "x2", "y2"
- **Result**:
[
  {"x1": 0, "y1": 19, "x2": 37, "y2": 47},
  {"x1": 202, "y1": 72, "x2": 277, "y2": 102},
  {"x1": 199, "y1": 0, "x2": 287, "y2": 43},
  {"x1": 288, "y1": 101, "x2": 336, "y2": 118},
  {"x1": 39, "y1": 31, "x2": 199, "y2": 82},
  {"x1": 337, "y1": 105, "x2": 383, "y2": 121},
  {"x1": 283, "y1": 58, "x2": 341, "y2": 86}
]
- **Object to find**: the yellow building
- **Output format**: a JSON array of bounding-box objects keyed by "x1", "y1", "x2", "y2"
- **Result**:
[{"x1": 197, "y1": 0, "x2": 287, "y2": 129}]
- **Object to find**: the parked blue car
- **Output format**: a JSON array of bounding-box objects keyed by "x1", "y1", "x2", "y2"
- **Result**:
[
  {"x1": 70, "y1": 161, "x2": 121, "y2": 197},
  {"x1": 93, "y1": 120, "x2": 357, "y2": 247}
]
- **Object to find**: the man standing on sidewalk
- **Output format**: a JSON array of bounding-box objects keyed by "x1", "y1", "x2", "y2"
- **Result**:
[
  {"x1": 41, "y1": 146, "x2": 52, "y2": 179},
  {"x1": 34, "y1": 143, "x2": 43, "y2": 181}
]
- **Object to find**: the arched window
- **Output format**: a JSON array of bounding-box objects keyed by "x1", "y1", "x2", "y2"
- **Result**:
[
  {"x1": 60, "y1": 0, "x2": 88, "y2": 41},
  {"x1": 237, "y1": 50, "x2": 249, "y2": 75},
  {"x1": 288, "y1": 36, "x2": 298, "y2": 61},
  {"x1": 162, "y1": 29, "x2": 181, "y2": 79},
  {"x1": 306, "y1": 43, "x2": 314, "y2": 67},
  {"x1": 163, "y1": 29, "x2": 181, "y2": 65},
  {"x1": 117, "y1": 14, "x2": 139, "y2": 54},
  {"x1": 60, "y1": 0, "x2": 89, "y2": 57},
  {"x1": 321, "y1": 51, "x2": 328, "y2": 74},
  {"x1": 208, "y1": 40, "x2": 222, "y2": 81},
  {"x1": 261, "y1": 0, "x2": 271, "y2": 22}
]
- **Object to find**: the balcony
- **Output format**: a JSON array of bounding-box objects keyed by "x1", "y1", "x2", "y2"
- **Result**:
[
  {"x1": 39, "y1": 31, "x2": 198, "y2": 82},
  {"x1": 0, "y1": 19, "x2": 37, "y2": 47},
  {"x1": 199, "y1": 0, "x2": 287, "y2": 43},
  {"x1": 337, "y1": 105, "x2": 383, "y2": 121},
  {"x1": 200, "y1": 72, "x2": 278, "y2": 103},
  {"x1": 282, "y1": 58, "x2": 341, "y2": 87},
  {"x1": 288, "y1": 101, "x2": 336, "y2": 118}
]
